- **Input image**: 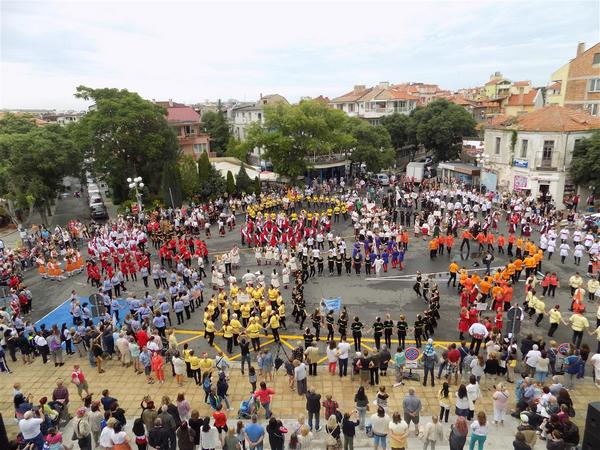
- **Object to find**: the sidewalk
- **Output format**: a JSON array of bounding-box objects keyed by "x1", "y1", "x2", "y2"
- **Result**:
[{"x1": 2, "y1": 353, "x2": 595, "y2": 448}]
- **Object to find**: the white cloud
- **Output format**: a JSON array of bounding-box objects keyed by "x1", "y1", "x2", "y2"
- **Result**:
[{"x1": 1, "y1": 0, "x2": 598, "y2": 109}]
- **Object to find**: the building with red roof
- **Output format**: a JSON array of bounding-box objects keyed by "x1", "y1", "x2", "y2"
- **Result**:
[
  {"x1": 156, "y1": 100, "x2": 210, "y2": 159},
  {"x1": 482, "y1": 105, "x2": 600, "y2": 203}
]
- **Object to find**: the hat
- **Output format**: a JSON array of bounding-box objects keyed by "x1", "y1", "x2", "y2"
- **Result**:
[
  {"x1": 532, "y1": 344, "x2": 538, "y2": 350},
  {"x1": 428, "y1": 338, "x2": 433, "y2": 344},
  {"x1": 77, "y1": 407, "x2": 87, "y2": 416},
  {"x1": 520, "y1": 413, "x2": 529, "y2": 424}
]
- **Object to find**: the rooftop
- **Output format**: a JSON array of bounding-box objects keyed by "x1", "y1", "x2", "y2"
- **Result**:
[
  {"x1": 504, "y1": 89, "x2": 538, "y2": 107},
  {"x1": 166, "y1": 106, "x2": 200, "y2": 123},
  {"x1": 486, "y1": 105, "x2": 600, "y2": 132}
]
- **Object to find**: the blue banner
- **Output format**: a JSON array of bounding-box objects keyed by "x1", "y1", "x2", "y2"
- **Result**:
[
  {"x1": 321, "y1": 297, "x2": 342, "y2": 312},
  {"x1": 513, "y1": 159, "x2": 528, "y2": 168}
]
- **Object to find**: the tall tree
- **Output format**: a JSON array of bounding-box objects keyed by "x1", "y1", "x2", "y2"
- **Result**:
[
  {"x1": 197, "y1": 151, "x2": 225, "y2": 199},
  {"x1": 178, "y1": 155, "x2": 200, "y2": 201},
  {"x1": 380, "y1": 113, "x2": 415, "y2": 150},
  {"x1": 345, "y1": 118, "x2": 395, "y2": 173},
  {"x1": 411, "y1": 99, "x2": 476, "y2": 161},
  {"x1": 244, "y1": 100, "x2": 353, "y2": 179},
  {"x1": 161, "y1": 161, "x2": 183, "y2": 207},
  {"x1": 201, "y1": 101, "x2": 231, "y2": 156},
  {"x1": 0, "y1": 117, "x2": 81, "y2": 225},
  {"x1": 226, "y1": 170, "x2": 236, "y2": 196},
  {"x1": 570, "y1": 130, "x2": 600, "y2": 191},
  {"x1": 235, "y1": 162, "x2": 252, "y2": 194},
  {"x1": 71, "y1": 86, "x2": 181, "y2": 204}
]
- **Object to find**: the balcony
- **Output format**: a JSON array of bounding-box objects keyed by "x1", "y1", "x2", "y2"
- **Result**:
[
  {"x1": 362, "y1": 106, "x2": 412, "y2": 118},
  {"x1": 534, "y1": 152, "x2": 561, "y2": 171}
]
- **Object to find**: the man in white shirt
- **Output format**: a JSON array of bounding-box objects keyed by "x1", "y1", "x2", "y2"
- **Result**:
[
  {"x1": 337, "y1": 337, "x2": 351, "y2": 377},
  {"x1": 468, "y1": 322, "x2": 489, "y2": 355},
  {"x1": 19, "y1": 410, "x2": 44, "y2": 449},
  {"x1": 525, "y1": 344, "x2": 542, "y2": 376}
]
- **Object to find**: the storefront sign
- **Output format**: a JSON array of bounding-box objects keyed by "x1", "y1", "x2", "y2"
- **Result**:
[
  {"x1": 513, "y1": 159, "x2": 528, "y2": 168},
  {"x1": 514, "y1": 175, "x2": 529, "y2": 190}
]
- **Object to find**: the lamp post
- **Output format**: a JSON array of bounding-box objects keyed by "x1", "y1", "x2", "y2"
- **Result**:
[{"x1": 127, "y1": 176, "x2": 144, "y2": 214}]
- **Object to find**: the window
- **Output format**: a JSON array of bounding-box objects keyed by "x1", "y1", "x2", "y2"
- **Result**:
[
  {"x1": 194, "y1": 143, "x2": 207, "y2": 154},
  {"x1": 494, "y1": 137, "x2": 501, "y2": 154},
  {"x1": 586, "y1": 103, "x2": 599, "y2": 116},
  {"x1": 542, "y1": 140, "x2": 554, "y2": 167},
  {"x1": 183, "y1": 125, "x2": 194, "y2": 136},
  {"x1": 258, "y1": 112, "x2": 262, "y2": 121},
  {"x1": 520, "y1": 139, "x2": 528, "y2": 158},
  {"x1": 348, "y1": 103, "x2": 355, "y2": 112},
  {"x1": 589, "y1": 78, "x2": 600, "y2": 92},
  {"x1": 593, "y1": 53, "x2": 600, "y2": 65}
]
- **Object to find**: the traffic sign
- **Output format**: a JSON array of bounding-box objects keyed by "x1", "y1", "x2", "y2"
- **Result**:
[
  {"x1": 405, "y1": 347, "x2": 420, "y2": 361},
  {"x1": 558, "y1": 343, "x2": 570, "y2": 355}
]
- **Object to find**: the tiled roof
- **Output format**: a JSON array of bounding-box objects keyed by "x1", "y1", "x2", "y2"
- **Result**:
[
  {"x1": 331, "y1": 87, "x2": 373, "y2": 102},
  {"x1": 513, "y1": 80, "x2": 530, "y2": 86},
  {"x1": 486, "y1": 105, "x2": 600, "y2": 132},
  {"x1": 166, "y1": 106, "x2": 200, "y2": 122},
  {"x1": 332, "y1": 84, "x2": 418, "y2": 103},
  {"x1": 548, "y1": 81, "x2": 561, "y2": 90},
  {"x1": 443, "y1": 95, "x2": 474, "y2": 106},
  {"x1": 155, "y1": 100, "x2": 186, "y2": 108},
  {"x1": 505, "y1": 89, "x2": 538, "y2": 107}
]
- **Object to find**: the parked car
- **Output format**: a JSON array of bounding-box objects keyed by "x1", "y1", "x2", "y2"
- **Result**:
[
  {"x1": 90, "y1": 204, "x2": 108, "y2": 220},
  {"x1": 89, "y1": 195, "x2": 104, "y2": 209},
  {"x1": 369, "y1": 173, "x2": 390, "y2": 186}
]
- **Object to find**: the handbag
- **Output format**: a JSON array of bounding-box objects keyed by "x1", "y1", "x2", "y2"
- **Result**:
[
  {"x1": 326, "y1": 426, "x2": 338, "y2": 446},
  {"x1": 71, "y1": 420, "x2": 81, "y2": 441}
]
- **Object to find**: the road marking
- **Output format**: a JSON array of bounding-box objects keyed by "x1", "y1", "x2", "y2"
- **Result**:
[
  {"x1": 279, "y1": 338, "x2": 296, "y2": 351},
  {"x1": 365, "y1": 264, "x2": 507, "y2": 281},
  {"x1": 360, "y1": 342, "x2": 376, "y2": 352},
  {"x1": 178, "y1": 335, "x2": 203, "y2": 346}
]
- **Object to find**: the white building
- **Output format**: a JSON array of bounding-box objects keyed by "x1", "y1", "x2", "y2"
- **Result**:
[
  {"x1": 329, "y1": 82, "x2": 420, "y2": 125},
  {"x1": 56, "y1": 113, "x2": 83, "y2": 126},
  {"x1": 228, "y1": 94, "x2": 288, "y2": 141},
  {"x1": 483, "y1": 105, "x2": 600, "y2": 206}
]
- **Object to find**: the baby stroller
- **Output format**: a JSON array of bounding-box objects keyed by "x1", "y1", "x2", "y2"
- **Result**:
[{"x1": 237, "y1": 394, "x2": 257, "y2": 419}]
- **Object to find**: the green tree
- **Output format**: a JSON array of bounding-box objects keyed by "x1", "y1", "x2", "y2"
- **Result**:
[
  {"x1": 235, "y1": 162, "x2": 252, "y2": 194},
  {"x1": 71, "y1": 86, "x2": 181, "y2": 204},
  {"x1": 225, "y1": 137, "x2": 249, "y2": 161},
  {"x1": 244, "y1": 100, "x2": 353, "y2": 179},
  {"x1": 226, "y1": 170, "x2": 236, "y2": 195},
  {"x1": 380, "y1": 113, "x2": 416, "y2": 150},
  {"x1": 570, "y1": 131, "x2": 600, "y2": 191},
  {"x1": 0, "y1": 113, "x2": 38, "y2": 134},
  {"x1": 254, "y1": 176, "x2": 261, "y2": 196},
  {"x1": 178, "y1": 155, "x2": 200, "y2": 201},
  {"x1": 0, "y1": 121, "x2": 81, "y2": 225},
  {"x1": 411, "y1": 99, "x2": 476, "y2": 161},
  {"x1": 197, "y1": 151, "x2": 225, "y2": 199},
  {"x1": 201, "y1": 101, "x2": 231, "y2": 156},
  {"x1": 346, "y1": 118, "x2": 395, "y2": 173},
  {"x1": 161, "y1": 161, "x2": 183, "y2": 207}
]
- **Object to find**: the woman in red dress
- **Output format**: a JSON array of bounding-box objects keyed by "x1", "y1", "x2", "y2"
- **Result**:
[
  {"x1": 494, "y1": 308, "x2": 504, "y2": 333},
  {"x1": 458, "y1": 306, "x2": 469, "y2": 340}
]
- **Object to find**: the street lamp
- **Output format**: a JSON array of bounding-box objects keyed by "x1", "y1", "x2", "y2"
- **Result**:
[{"x1": 127, "y1": 176, "x2": 144, "y2": 214}]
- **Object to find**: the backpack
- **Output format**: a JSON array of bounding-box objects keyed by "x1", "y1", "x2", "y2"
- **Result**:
[
  {"x1": 203, "y1": 376, "x2": 212, "y2": 392},
  {"x1": 49, "y1": 336, "x2": 62, "y2": 352}
]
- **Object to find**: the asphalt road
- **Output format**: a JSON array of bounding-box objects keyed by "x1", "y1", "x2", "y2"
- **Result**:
[{"x1": 17, "y1": 185, "x2": 598, "y2": 362}]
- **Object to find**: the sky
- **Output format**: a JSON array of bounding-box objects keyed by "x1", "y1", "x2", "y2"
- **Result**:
[{"x1": 1, "y1": 0, "x2": 599, "y2": 110}]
